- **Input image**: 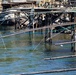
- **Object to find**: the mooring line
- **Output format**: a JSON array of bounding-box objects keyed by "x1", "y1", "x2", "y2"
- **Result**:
[
  {"x1": 33, "y1": 38, "x2": 44, "y2": 50},
  {"x1": 46, "y1": 22, "x2": 71, "y2": 41},
  {"x1": 46, "y1": 29, "x2": 64, "y2": 41},
  {"x1": 46, "y1": 27, "x2": 68, "y2": 41},
  {"x1": 0, "y1": 48, "x2": 30, "y2": 49},
  {"x1": 55, "y1": 41, "x2": 76, "y2": 46},
  {"x1": 44, "y1": 55, "x2": 76, "y2": 60},
  {"x1": 0, "y1": 34, "x2": 7, "y2": 50},
  {"x1": 14, "y1": 68, "x2": 76, "y2": 75}
]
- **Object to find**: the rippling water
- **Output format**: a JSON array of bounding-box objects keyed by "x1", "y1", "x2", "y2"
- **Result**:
[{"x1": 0, "y1": 26, "x2": 76, "y2": 75}]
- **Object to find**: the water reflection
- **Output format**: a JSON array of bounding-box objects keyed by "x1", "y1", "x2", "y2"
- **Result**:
[{"x1": 0, "y1": 27, "x2": 76, "y2": 75}]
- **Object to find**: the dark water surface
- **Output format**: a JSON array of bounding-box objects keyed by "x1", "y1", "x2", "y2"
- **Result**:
[{"x1": 0, "y1": 26, "x2": 76, "y2": 75}]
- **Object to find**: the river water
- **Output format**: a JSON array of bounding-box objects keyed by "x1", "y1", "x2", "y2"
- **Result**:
[{"x1": 0, "y1": 26, "x2": 76, "y2": 75}]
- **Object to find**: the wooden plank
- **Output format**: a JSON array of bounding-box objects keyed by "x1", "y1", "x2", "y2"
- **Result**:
[
  {"x1": 9, "y1": 7, "x2": 76, "y2": 13},
  {"x1": 55, "y1": 41, "x2": 76, "y2": 45},
  {"x1": 44, "y1": 55, "x2": 76, "y2": 60},
  {"x1": 14, "y1": 68, "x2": 76, "y2": 75},
  {"x1": 12, "y1": 7, "x2": 62, "y2": 11}
]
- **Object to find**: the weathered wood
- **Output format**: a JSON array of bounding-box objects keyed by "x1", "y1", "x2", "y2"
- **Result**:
[
  {"x1": 44, "y1": 55, "x2": 76, "y2": 60},
  {"x1": 73, "y1": 13, "x2": 76, "y2": 52},
  {"x1": 55, "y1": 41, "x2": 76, "y2": 45},
  {"x1": 1, "y1": 22, "x2": 76, "y2": 38},
  {"x1": 70, "y1": 12, "x2": 75, "y2": 52},
  {"x1": 16, "y1": 68, "x2": 76, "y2": 75}
]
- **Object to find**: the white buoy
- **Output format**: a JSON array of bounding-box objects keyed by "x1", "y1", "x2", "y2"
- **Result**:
[{"x1": 60, "y1": 45, "x2": 63, "y2": 47}]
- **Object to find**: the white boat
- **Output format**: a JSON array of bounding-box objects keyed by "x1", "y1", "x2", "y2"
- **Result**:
[{"x1": 0, "y1": 9, "x2": 26, "y2": 26}]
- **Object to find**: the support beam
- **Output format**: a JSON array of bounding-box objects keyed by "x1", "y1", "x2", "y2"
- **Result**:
[
  {"x1": 74, "y1": 13, "x2": 76, "y2": 52},
  {"x1": 71, "y1": 13, "x2": 76, "y2": 52},
  {"x1": 16, "y1": 68, "x2": 76, "y2": 75},
  {"x1": 44, "y1": 55, "x2": 76, "y2": 60}
]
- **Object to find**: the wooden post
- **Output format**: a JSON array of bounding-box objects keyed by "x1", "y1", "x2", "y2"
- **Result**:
[
  {"x1": 44, "y1": 28, "x2": 46, "y2": 43},
  {"x1": 71, "y1": 12, "x2": 76, "y2": 52},
  {"x1": 29, "y1": 7, "x2": 34, "y2": 31},
  {"x1": 17, "y1": 12, "x2": 20, "y2": 29},
  {"x1": 50, "y1": 28, "x2": 52, "y2": 44},
  {"x1": 14, "y1": 12, "x2": 17, "y2": 30},
  {"x1": 14, "y1": 12, "x2": 20, "y2": 30},
  {"x1": 74, "y1": 30, "x2": 76, "y2": 52},
  {"x1": 71, "y1": 26, "x2": 75, "y2": 52},
  {"x1": 74, "y1": 13, "x2": 76, "y2": 52},
  {"x1": 50, "y1": 13, "x2": 53, "y2": 44}
]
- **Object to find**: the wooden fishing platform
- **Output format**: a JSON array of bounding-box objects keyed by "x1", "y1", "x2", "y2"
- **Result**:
[
  {"x1": 1, "y1": 6, "x2": 76, "y2": 52},
  {"x1": 9, "y1": 7, "x2": 76, "y2": 13},
  {"x1": 1, "y1": 1, "x2": 76, "y2": 75}
]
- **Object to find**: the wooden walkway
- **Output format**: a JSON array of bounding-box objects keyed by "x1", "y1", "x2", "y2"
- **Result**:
[{"x1": 9, "y1": 7, "x2": 76, "y2": 13}]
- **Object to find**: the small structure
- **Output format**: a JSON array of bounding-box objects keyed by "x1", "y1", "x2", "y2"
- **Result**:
[{"x1": 1, "y1": 0, "x2": 36, "y2": 9}]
